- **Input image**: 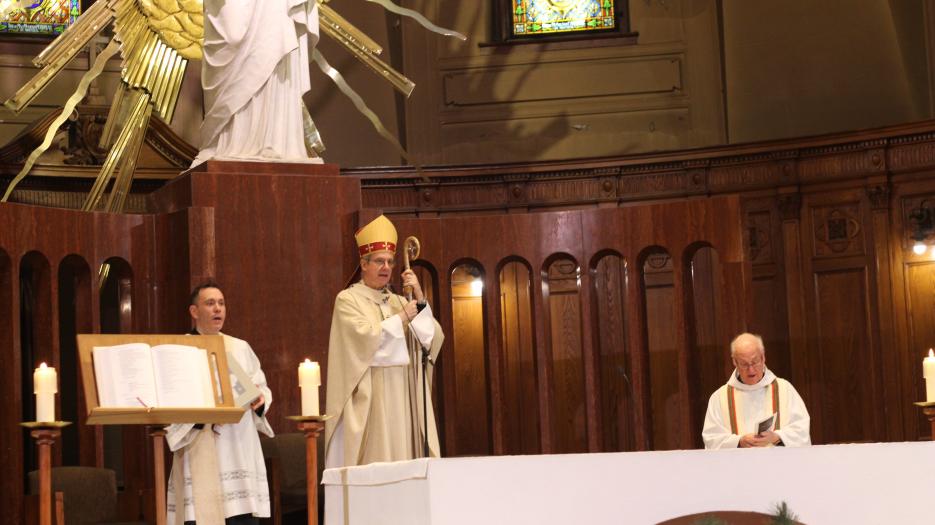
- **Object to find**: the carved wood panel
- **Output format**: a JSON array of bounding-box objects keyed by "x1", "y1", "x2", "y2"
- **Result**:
[
  {"x1": 812, "y1": 268, "x2": 881, "y2": 443},
  {"x1": 688, "y1": 246, "x2": 727, "y2": 449},
  {"x1": 811, "y1": 204, "x2": 864, "y2": 257},
  {"x1": 450, "y1": 264, "x2": 491, "y2": 456},
  {"x1": 499, "y1": 261, "x2": 540, "y2": 454},
  {"x1": 546, "y1": 257, "x2": 587, "y2": 454},
  {"x1": 904, "y1": 261, "x2": 935, "y2": 439},
  {"x1": 642, "y1": 250, "x2": 680, "y2": 450},
  {"x1": 592, "y1": 253, "x2": 634, "y2": 452}
]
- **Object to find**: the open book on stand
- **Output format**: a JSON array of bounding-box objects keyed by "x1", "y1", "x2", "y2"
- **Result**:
[{"x1": 93, "y1": 343, "x2": 217, "y2": 408}]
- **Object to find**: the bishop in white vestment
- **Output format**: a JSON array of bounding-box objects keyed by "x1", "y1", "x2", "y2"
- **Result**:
[
  {"x1": 325, "y1": 215, "x2": 444, "y2": 469},
  {"x1": 167, "y1": 283, "x2": 274, "y2": 524},
  {"x1": 703, "y1": 333, "x2": 811, "y2": 450}
]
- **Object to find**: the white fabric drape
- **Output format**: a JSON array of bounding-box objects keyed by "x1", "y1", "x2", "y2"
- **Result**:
[{"x1": 193, "y1": 0, "x2": 321, "y2": 165}]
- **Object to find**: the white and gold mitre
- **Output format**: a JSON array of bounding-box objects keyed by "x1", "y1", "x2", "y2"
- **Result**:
[{"x1": 355, "y1": 215, "x2": 397, "y2": 256}]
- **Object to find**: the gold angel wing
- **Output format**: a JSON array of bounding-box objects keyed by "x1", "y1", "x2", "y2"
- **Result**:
[
  {"x1": 138, "y1": 0, "x2": 204, "y2": 60},
  {"x1": 2, "y1": 0, "x2": 462, "y2": 211},
  {"x1": 83, "y1": 0, "x2": 199, "y2": 211}
]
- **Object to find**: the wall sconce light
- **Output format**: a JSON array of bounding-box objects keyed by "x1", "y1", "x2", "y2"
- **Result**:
[
  {"x1": 470, "y1": 278, "x2": 484, "y2": 297},
  {"x1": 909, "y1": 200, "x2": 935, "y2": 255}
]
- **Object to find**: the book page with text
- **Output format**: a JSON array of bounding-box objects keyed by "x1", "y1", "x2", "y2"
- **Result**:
[
  {"x1": 92, "y1": 343, "x2": 158, "y2": 407},
  {"x1": 151, "y1": 344, "x2": 216, "y2": 407}
]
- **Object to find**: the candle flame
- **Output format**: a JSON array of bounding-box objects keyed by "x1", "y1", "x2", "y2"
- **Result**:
[
  {"x1": 930, "y1": 349, "x2": 934, "y2": 358},
  {"x1": 39, "y1": 362, "x2": 48, "y2": 369},
  {"x1": 303, "y1": 358, "x2": 312, "y2": 365}
]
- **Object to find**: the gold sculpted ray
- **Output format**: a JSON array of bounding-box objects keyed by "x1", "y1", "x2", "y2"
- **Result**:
[{"x1": 2, "y1": 0, "x2": 465, "y2": 211}]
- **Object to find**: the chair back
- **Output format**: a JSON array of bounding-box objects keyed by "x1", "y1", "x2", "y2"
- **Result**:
[{"x1": 28, "y1": 466, "x2": 117, "y2": 525}]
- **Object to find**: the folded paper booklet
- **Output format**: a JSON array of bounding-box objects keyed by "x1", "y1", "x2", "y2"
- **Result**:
[
  {"x1": 93, "y1": 343, "x2": 216, "y2": 408},
  {"x1": 225, "y1": 355, "x2": 262, "y2": 408},
  {"x1": 756, "y1": 412, "x2": 777, "y2": 435}
]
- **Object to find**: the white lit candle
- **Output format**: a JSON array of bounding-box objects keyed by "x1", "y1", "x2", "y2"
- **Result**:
[
  {"x1": 924, "y1": 349, "x2": 935, "y2": 403},
  {"x1": 298, "y1": 359, "x2": 321, "y2": 416},
  {"x1": 33, "y1": 362, "x2": 57, "y2": 423}
]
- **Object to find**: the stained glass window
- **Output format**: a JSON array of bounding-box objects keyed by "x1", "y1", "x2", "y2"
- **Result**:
[
  {"x1": 1, "y1": 0, "x2": 81, "y2": 36},
  {"x1": 511, "y1": 0, "x2": 616, "y2": 38}
]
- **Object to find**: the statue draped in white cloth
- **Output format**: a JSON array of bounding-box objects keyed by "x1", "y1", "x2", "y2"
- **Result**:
[{"x1": 193, "y1": 0, "x2": 322, "y2": 166}]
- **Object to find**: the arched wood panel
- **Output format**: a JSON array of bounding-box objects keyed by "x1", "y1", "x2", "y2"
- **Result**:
[
  {"x1": 543, "y1": 254, "x2": 587, "y2": 454},
  {"x1": 498, "y1": 259, "x2": 540, "y2": 454},
  {"x1": 58, "y1": 254, "x2": 93, "y2": 466},
  {"x1": 591, "y1": 251, "x2": 634, "y2": 452},
  {"x1": 448, "y1": 261, "x2": 491, "y2": 456}
]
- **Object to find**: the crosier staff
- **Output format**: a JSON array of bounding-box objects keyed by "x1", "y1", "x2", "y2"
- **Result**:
[
  {"x1": 398, "y1": 235, "x2": 430, "y2": 457},
  {"x1": 402, "y1": 236, "x2": 421, "y2": 300}
]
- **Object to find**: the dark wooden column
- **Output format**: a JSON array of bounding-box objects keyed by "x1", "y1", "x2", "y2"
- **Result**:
[
  {"x1": 777, "y1": 191, "x2": 810, "y2": 426},
  {"x1": 866, "y1": 181, "x2": 905, "y2": 441}
]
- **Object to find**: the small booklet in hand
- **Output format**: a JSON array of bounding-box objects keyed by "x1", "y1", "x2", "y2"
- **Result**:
[
  {"x1": 225, "y1": 356, "x2": 262, "y2": 409},
  {"x1": 756, "y1": 412, "x2": 777, "y2": 435},
  {"x1": 92, "y1": 343, "x2": 216, "y2": 408}
]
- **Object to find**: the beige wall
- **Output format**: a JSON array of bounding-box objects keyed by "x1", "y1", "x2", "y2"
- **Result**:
[
  {"x1": 1, "y1": 1, "x2": 933, "y2": 168},
  {"x1": 401, "y1": 0, "x2": 726, "y2": 165},
  {"x1": 722, "y1": 0, "x2": 935, "y2": 143}
]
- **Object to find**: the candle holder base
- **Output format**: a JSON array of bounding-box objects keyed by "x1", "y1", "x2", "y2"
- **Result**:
[
  {"x1": 22, "y1": 421, "x2": 70, "y2": 525},
  {"x1": 913, "y1": 402, "x2": 935, "y2": 440},
  {"x1": 286, "y1": 415, "x2": 330, "y2": 525},
  {"x1": 286, "y1": 414, "x2": 332, "y2": 423},
  {"x1": 20, "y1": 421, "x2": 73, "y2": 430}
]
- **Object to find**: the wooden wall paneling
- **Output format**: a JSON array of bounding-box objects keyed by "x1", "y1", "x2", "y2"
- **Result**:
[
  {"x1": 0, "y1": 242, "x2": 23, "y2": 525},
  {"x1": 641, "y1": 248, "x2": 679, "y2": 450},
  {"x1": 891, "y1": 181, "x2": 935, "y2": 440},
  {"x1": 575, "y1": 253, "x2": 601, "y2": 453},
  {"x1": 671, "y1": 250, "x2": 695, "y2": 449},
  {"x1": 449, "y1": 262, "x2": 492, "y2": 456},
  {"x1": 864, "y1": 181, "x2": 905, "y2": 441},
  {"x1": 57, "y1": 255, "x2": 93, "y2": 466},
  {"x1": 777, "y1": 191, "x2": 811, "y2": 404},
  {"x1": 0, "y1": 203, "x2": 146, "y2": 522},
  {"x1": 544, "y1": 256, "x2": 588, "y2": 454},
  {"x1": 483, "y1": 260, "x2": 506, "y2": 456},
  {"x1": 496, "y1": 260, "x2": 540, "y2": 454},
  {"x1": 533, "y1": 213, "x2": 585, "y2": 454},
  {"x1": 20, "y1": 251, "x2": 56, "y2": 477},
  {"x1": 744, "y1": 197, "x2": 793, "y2": 380},
  {"x1": 590, "y1": 252, "x2": 634, "y2": 452},
  {"x1": 628, "y1": 248, "x2": 652, "y2": 451},
  {"x1": 687, "y1": 246, "x2": 727, "y2": 449},
  {"x1": 803, "y1": 191, "x2": 884, "y2": 444},
  {"x1": 810, "y1": 262, "x2": 881, "y2": 443},
  {"x1": 902, "y1": 258, "x2": 935, "y2": 439},
  {"x1": 535, "y1": 259, "x2": 556, "y2": 454}
]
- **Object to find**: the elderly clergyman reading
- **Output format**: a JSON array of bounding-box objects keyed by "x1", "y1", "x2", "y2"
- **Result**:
[{"x1": 702, "y1": 333, "x2": 811, "y2": 449}]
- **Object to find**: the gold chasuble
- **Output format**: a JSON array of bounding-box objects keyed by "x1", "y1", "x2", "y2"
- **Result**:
[{"x1": 324, "y1": 282, "x2": 444, "y2": 468}]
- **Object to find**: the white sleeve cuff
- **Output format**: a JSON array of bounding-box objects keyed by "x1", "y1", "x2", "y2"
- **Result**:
[
  {"x1": 410, "y1": 304, "x2": 436, "y2": 349},
  {"x1": 372, "y1": 315, "x2": 410, "y2": 366}
]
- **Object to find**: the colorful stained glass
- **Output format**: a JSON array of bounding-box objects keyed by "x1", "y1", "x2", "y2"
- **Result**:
[
  {"x1": 511, "y1": 0, "x2": 615, "y2": 37},
  {"x1": 1, "y1": 0, "x2": 81, "y2": 36}
]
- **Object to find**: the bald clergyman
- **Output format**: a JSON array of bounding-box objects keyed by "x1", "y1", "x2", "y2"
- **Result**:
[
  {"x1": 324, "y1": 215, "x2": 445, "y2": 468},
  {"x1": 702, "y1": 333, "x2": 811, "y2": 449}
]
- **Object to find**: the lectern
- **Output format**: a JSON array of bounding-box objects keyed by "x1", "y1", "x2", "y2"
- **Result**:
[{"x1": 77, "y1": 334, "x2": 246, "y2": 525}]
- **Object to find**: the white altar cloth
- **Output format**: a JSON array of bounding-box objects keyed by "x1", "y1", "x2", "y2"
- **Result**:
[{"x1": 323, "y1": 441, "x2": 935, "y2": 524}]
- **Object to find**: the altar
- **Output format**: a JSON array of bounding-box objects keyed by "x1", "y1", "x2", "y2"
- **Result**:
[{"x1": 322, "y1": 441, "x2": 935, "y2": 524}]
